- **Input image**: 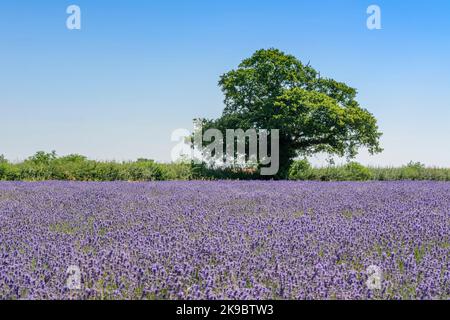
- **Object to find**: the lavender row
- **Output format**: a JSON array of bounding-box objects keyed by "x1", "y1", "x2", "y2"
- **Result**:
[{"x1": 0, "y1": 181, "x2": 449, "y2": 299}]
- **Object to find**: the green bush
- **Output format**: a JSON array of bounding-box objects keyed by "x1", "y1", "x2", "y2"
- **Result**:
[
  {"x1": 344, "y1": 162, "x2": 373, "y2": 181},
  {"x1": 121, "y1": 161, "x2": 165, "y2": 181},
  {"x1": 399, "y1": 161, "x2": 425, "y2": 180},
  {"x1": 1, "y1": 163, "x2": 20, "y2": 180},
  {"x1": 1, "y1": 152, "x2": 450, "y2": 181},
  {"x1": 0, "y1": 163, "x2": 7, "y2": 178},
  {"x1": 289, "y1": 159, "x2": 312, "y2": 180},
  {"x1": 161, "y1": 162, "x2": 193, "y2": 180}
]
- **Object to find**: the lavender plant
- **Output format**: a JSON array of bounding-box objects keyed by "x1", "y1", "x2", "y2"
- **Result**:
[{"x1": 0, "y1": 181, "x2": 448, "y2": 300}]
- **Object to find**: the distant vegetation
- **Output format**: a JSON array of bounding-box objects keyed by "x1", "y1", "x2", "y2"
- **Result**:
[
  {"x1": 1, "y1": 151, "x2": 450, "y2": 181},
  {"x1": 0, "y1": 151, "x2": 191, "y2": 181},
  {"x1": 288, "y1": 159, "x2": 450, "y2": 181}
]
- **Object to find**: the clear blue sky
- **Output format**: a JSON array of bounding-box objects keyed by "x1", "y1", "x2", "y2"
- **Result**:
[{"x1": 1, "y1": 0, "x2": 449, "y2": 166}]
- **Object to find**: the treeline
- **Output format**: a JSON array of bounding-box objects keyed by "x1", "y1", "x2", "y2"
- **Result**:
[
  {"x1": 0, "y1": 152, "x2": 192, "y2": 181},
  {"x1": 288, "y1": 160, "x2": 450, "y2": 181},
  {"x1": 1, "y1": 152, "x2": 450, "y2": 181}
]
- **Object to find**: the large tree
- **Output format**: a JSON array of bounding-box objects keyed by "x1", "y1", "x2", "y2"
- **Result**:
[{"x1": 205, "y1": 48, "x2": 382, "y2": 177}]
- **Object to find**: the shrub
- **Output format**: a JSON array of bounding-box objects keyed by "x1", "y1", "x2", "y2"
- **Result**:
[
  {"x1": 0, "y1": 163, "x2": 20, "y2": 180},
  {"x1": 289, "y1": 159, "x2": 312, "y2": 180},
  {"x1": 1, "y1": 152, "x2": 450, "y2": 181},
  {"x1": 344, "y1": 162, "x2": 373, "y2": 181},
  {"x1": 0, "y1": 162, "x2": 10, "y2": 180},
  {"x1": 27, "y1": 151, "x2": 57, "y2": 165},
  {"x1": 399, "y1": 161, "x2": 425, "y2": 180},
  {"x1": 122, "y1": 161, "x2": 165, "y2": 181}
]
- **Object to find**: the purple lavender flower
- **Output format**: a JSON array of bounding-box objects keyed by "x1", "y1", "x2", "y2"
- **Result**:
[{"x1": 0, "y1": 181, "x2": 448, "y2": 300}]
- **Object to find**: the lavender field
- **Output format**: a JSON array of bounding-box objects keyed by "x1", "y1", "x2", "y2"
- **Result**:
[{"x1": 0, "y1": 181, "x2": 449, "y2": 300}]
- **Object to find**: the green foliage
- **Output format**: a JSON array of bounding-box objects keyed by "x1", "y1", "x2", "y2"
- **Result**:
[
  {"x1": 205, "y1": 48, "x2": 382, "y2": 178},
  {"x1": 288, "y1": 159, "x2": 312, "y2": 180},
  {"x1": 28, "y1": 151, "x2": 57, "y2": 165},
  {"x1": 370, "y1": 164, "x2": 450, "y2": 181},
  {"x1": 191, "y1": 162, "x2": 260, "y2": 180},
  {"x1": 400, "y1": 161, "x2": 426, "y2": 180},
  {"x1": 343, "y1": 162, "x2": 373, "y2": 181},
  {"x1": 0, "y1": 153, "x2": 449, "y2": 181},
  {"x1": 0, "y1": 152, "x2": 179, "y2": 181},
  {"x1": 290, "y1": 161, "x2": 450, "y2": 181},
  {"x1": 288, "y1": 161, "x2": 372, "y2": 181}
]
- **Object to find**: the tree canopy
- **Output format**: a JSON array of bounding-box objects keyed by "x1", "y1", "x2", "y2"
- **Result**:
[{"x1": 205, "y1": 48, "x2": 382, "y2": 177}]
